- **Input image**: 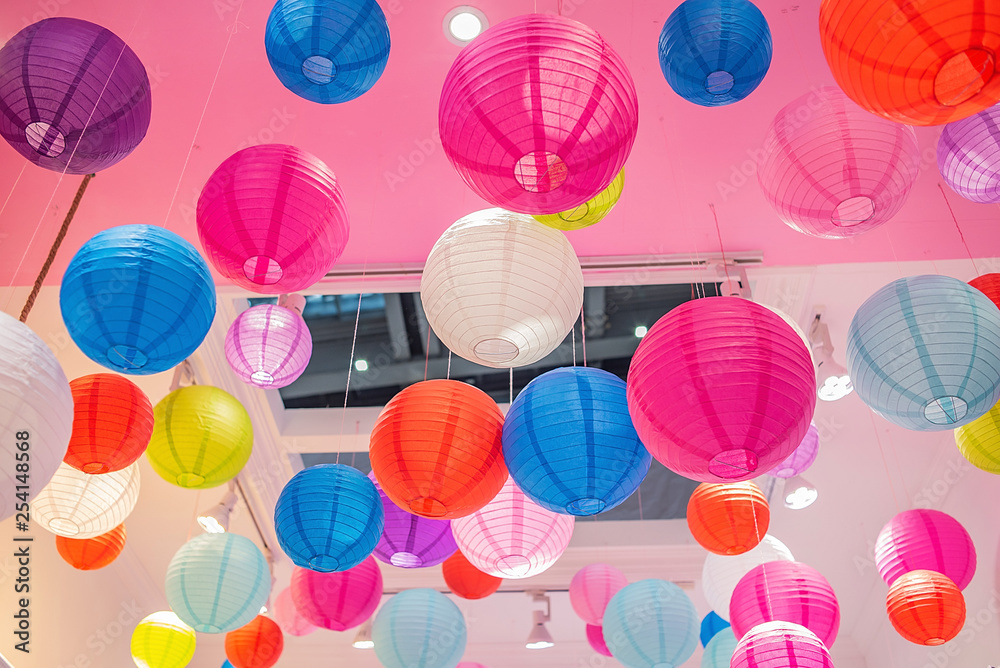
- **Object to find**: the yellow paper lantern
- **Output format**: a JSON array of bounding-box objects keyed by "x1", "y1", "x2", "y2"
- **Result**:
[
  {"x1": 131, "y1": 611, "x2": 196, "y2": 668},
  {"x1": 955, "y1": 400, "x2": 1000, "y2": 474},
  {"x1": 533, "y1": 170, "x2": 624, "y2": 231},
  {"x1": 147, "y1": 386, "x2": 253, "y2": 489}
]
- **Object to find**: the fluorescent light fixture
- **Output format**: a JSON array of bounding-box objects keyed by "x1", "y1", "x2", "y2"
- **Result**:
[
  {"x1": 634, "y1": 325, "x2": 648, "y2": 338},
  {"x1": 808, "y1": 313, "x2": 854, "y2": 402},
  {"x1": 444, "y1": 6, "x2": 488, "y2": 45},
  {"x1": 355, "y1": 359, "x2": 369, "y2": 372},
  {"x1": 783, "y1": 475, "x2": 818, "y2": 510},
  {"x1": 197, "y1": 487, "x2": 237, "y2": 534},
  {"x1": 353, "y1": 619, "x2": 374, "y2": 649}
]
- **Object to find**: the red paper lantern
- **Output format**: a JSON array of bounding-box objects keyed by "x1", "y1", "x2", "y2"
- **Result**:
[
  {"x1": 370, "y1": 380, "x2": 507, "y2": 519},
  {"x1": 887, "y1": 570, "x2": 966, "y2": 645},
  {"x1": 970, "y1": 273, "x2": 1000, "y2": 309},
  {"x1": 55, "y1": 524, "x2": 126, "y2": 570},
  {"x1": 225, "y1": 615, "x2": 284, "y2": 668},
  {"x1": 687, "y1": 482, "x2": 769, "y2": 556},
  {"x1": 65, "y1": 374, "x2": 154, "y2": 474},
  {"x1": 442, "y1": 550, "x2": 502, "y2": 600}
]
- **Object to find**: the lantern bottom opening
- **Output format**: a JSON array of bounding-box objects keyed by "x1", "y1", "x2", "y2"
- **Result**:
[
  {"x1": 567, "y1": 497, "x2": 606, "y2": 516},
  {"x1": 474, "y1": 338, "x2": 519, "y2": 364},
  {"x1": 81, "y1": 461, "x2": 111, "y2": 474},
  {"x1": 924, "y1": 396, "x2": 967, "y2": 425},
  {"x1": 308, "y1": 554, "x2": 342, "y2": 572},
  {"x1": 302, "y1": 55, "x2": 337, "y2": 85},
  {"x1": 409, "y1": 497, "x2": 447, "y2": 517},
  {"x1": 934, "y1": 48, "x2": 994, "y2": 107},
  {"x1": 390, "y1": 552, "x2": 422, "y2": 568},
  {"x1": 107, "y1": 345, "x2": 148, "y2": 370},
  {"x1": 706, "y1": 71, "x2": 734, "y2": 95},
  {"x1": 496, "y1": 554, "x2": 531, "y2": 577},
  {"x1": 251, "y1": 371, "x2": 276, "y2": 386},
  {"x1": 514, "y1": 151, "x2": 568, "y2": 193},
  {"x1": 243, "y1": 255, "x2": 284, "y2": 285},
  {"x1": 832, "y1": 196, "x2": 875, "y2": 227},
  {"x1": 708, "y1": 448, "x2": 758, "y2": 479},
  {"x1": 559, "y1": 201, "x2": 590, "y2": 222},
  {"x1": 25, "y1": 122, "x2": 66, "y2": 157},
  {"x1": 176, "y1": 473, "x2": 206, "y2": 487}
]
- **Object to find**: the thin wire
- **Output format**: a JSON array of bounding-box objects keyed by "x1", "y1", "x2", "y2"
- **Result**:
[
  {"x1": 885, "y1": 226, "x2": 905, "y2": 279},
  {"x1": 509, "y1": 368, "x2": 513, "y2": 405},
  {"x1": 868, "y1": 410, "x2": 902, "y2": 513},
  {"x1": 572, "y1": 324, "x2": 577, "y2": 366},
  {"x1": 580, "y1": 304, "x2": 587, "y2": 366},
  {"x1": 750, "y1": 489, "x2": 774, "y2": 619},
  {"x1": 0, "y1": 163, "x2": 27, "y2": 222},
  {"x1": 423, "y1": 325, "x2": 432, "y2": 381},
  {"x1": 337, "y1": 283, "x2": 367, "y2": 465},
  {"x1": 938, "y1": 183, "x2": 978, "y2": 276},
  {"x1": 186, "y1": 489, "x2": 203, "y2": 542},
  {"x1": 709, "y1": 203, "x2": 732, "y2": 286},
  {"x1": 637, "y1": 486, "x2": 643, "y2": 521},
  {"x1": 446, "y1": 351, "x2": 452, "y2": 380}
]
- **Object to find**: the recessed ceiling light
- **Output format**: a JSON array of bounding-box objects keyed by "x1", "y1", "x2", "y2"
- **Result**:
[
  {"x1": 634, "y1": 325, "x2": 648, "y2": 338},
  {"x1": 444, "y1": 6, "x2": 488, "y2": 45},
  {"x1": 355, "y1": 359, "x2": 369, "y2": 372}
]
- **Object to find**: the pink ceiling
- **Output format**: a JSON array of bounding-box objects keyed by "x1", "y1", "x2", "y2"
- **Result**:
[{"x1": 1, "y1": 0, "x2": 998, "y2": 289}]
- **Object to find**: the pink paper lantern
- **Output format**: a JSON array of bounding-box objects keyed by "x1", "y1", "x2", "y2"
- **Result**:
[
  {"x1": 290, "y1": 556, "x2": 382, "y2": 631},
  {"x1": 570, "y1": 564, "x2": 628, "y2": 625},
  {"x1": 197, "y1": 144, "x2": 349, "y2": 294},
  {"x1": 439, "y1": 14, "x2": 639, "y2": 215},
  {"x1": 457, "y1": 664, "x2": 489, "y2": 668},
  {"x1": 451, "y1": 477, "x2": 574, "y2": 579},
  {"x1": 771, "y1": 422, "x2": 819, "y2": 479},
  {"x1": 875, "y1": 509, "x2": 976, "y2": 590},
  {"x1": 626, "y1": 297, "x2": 816, "y2": 482},
  {"x1": 273, "y1": 586, "x2": 316, "y2": 637},
  {"x1": 731, "y1": 621, "x2": 834, "y2": 668},
  {"x1": 730, "y1": 561, "x2": 841, "y2": 648},
  {"x1": 225, "y1": 304, "x2": 312, "y2": 389},
  {"x1": 586, "y1": 624, "x2": 612, "y2": 657}
]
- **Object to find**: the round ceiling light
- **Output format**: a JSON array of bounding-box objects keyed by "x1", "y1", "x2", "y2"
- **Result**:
[{"x1": 445, "y1": 7, "x2": 488, "y2": 45}]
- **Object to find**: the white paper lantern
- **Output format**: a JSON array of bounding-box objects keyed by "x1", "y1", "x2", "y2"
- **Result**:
[
  {"x1": 34, "y1": 462, "x2": 140, "y2": 538},
  {"x1": 702, "y1": 534, "x2": 794, "y2": 620},
  {"x1": 0, "y1": 312, "x2": 73, "y2": 521},
  {"x1": 420, "y1": 208, "x2": 584, "y2": 368}
]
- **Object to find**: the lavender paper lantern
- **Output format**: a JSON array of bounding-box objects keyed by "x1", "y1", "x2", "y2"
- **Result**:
[
  {"x1": 369, "y1": 472, "x2": 458, "y2": 569},
  {"x1": 938, "y1": 104, "x2": 1000, "y2": 203},
  {"x1": 731, "y1": 621, "x2": 833, "y2": 668},
  {"x1": 225, "y1": 304, "x2": 312, "y2": 389},
  {"x1": 439, "y1": 14, "x2": 639, "y2": 215},
  {"x1": 758, "y1": 86, "x2": 920, "y2": 239},
  {"x1": 0, "y1": 18, "x2": 151, "y2": 174},
  {"x1": 771, "y1": 422, "x2": 819, "y2": 479},
  {"x1": 875, "y1": 509, "x2": 976, "y2": 590}
]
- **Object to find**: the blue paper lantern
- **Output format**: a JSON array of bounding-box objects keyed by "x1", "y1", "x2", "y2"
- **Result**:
[
  {"x1": 847, "y1": 275, "x2": 1000, "y2": 431},
  {"x1": 60, "y1": 224, "x2": 216, "y2": 375},
  {"x1": 274, "y1": 464, "x2": 384, "y2": 572},
  {"x1": 702, "y1": 628, "x2": 738, "y2": 668},
  {"x1": 503, "y1": 367, "x2": 651, "y2": 516},
  {"x1": 658, "y1": 0, "x2": 772, "y2": 107},
  {"x1": 603, "y1": 579, "x2": 699, "y2": 668},
  {"x1": 165, "y1": 533, "x2": 270, "y2": 634},
  {"x1": 372, "y1": 588, "x2": 467, "y2": 668},
  {"x1": 265, "y1": 0, "x2": 390, "y2": 104},
  {"x1": 700, "y1": 610, "x2": 731, "y2": 647}
]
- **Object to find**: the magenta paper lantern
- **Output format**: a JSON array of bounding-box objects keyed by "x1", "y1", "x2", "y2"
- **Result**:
[
  {"x1": 570, "y1": 564, "x2": 628, "y2": 626},
  {"x1": 273, "y1": 586, "x2": 316, "y2": 637},
  {"x1": 875, "y1": 509, "x2": 976, "y2": 590},
  {"x1": 439, "y1": 14, "x2": 639, "y2": 215},
  {"x1": 225, "y1": 304, "x2": 312, "y2": 389},
  {"x1": 369, "y1": 473, "x2": 458, "y2": 569},
  {"x1": 626, "y1": 297, "x2": 816, "y2": 482},
  {"x1": 451, "y1": 477, "x2": 574, "y2": 579},
  {"x1": 289, "y1": 557, "x2": 382, "y2": 631},
  {"x1": 731, "y1": 621, "x2": 833, "y2": 668},
  {"x1": 197, "y1": 144, "x2": 349, "y2": 294},
  {"x1": 586, "y1": 624, "x2": 613, "y2": 657},
  {"x1": 771, "y1": 422, "x2": 819, "y2": 479},
  {"x1": 938, "y1": 104, "x2": 1000, "y2": 203},
  {"x1": 730, "y1": 561, "x2": 841, "y2": 648}
]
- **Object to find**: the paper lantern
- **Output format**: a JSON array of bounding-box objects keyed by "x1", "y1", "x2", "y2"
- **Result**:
[
  {"x1": 272, "y1": 587, "x2": 316, "y2": 637},
  {"x1": 532, "y1": 171, "x2": 625, "y2": 231},
  {"x1": 772, "y1": 422, "x2": 819, "y2": 479},
  {"x1": 130, "y1": 611, "x2": 196, "y2": 668},
  {"x1": 290, "y1": 557, "x2": 382, "y2": 631},
  {"x1": 420, "y1": 209, "x2": 584, "y2": 368},
  {"x1": 370, "y1": 473, "x2": 457, "y2": 568},
  {"x1": 875, "y1": 509, "x2": 976, "y2": 590},
  {"x1": 60, "y1": 224, "x2": 216, "y2": 375},
  {"x1": 702, "y1": 628, "x2": 737, "y2": 668},
  {"x1": 602, "y1": 579, "x2": 699, "y2": 668},
  {"x1": 731, "y1": 621, "x2": 833, "y2": 668},
  {"x1": 757, "y1": 86, "x2": 920, "y2": 239},
  {"x1": 819, "y1": 0, "x2": 1000, "y2": 126},
  {"x1": 570, "y1": 564, "x2": 628, "y2": 626},
  {"x1": 442, "y1": 550, "x2": 502, "y2": 600},
  {"x1": 0, "y1": 18, "x2": 151, "y2": 174},
  {"x1": 0, "y1": 312, "x2": 73, "y2": 522},
  {"x1": 457, "y1": 664, "x2": 489, "y2": 668},
  {"x1": 372, "y1": 589, "x2": 467, "y2": 668},
  {"x1": 702, "y1": 534, "x2": 794, "y2": 620},
  {"x1": 452, "y1": 477, "x2": 574, "y2": 579},
  {"x1": 56, "y1": 524, "x2": 126, "y2": 571},
  {"x1": 275, "y1": 463, "x2": 383, "y2": 571},
  {"x1": 504, "y1": 367, "x2": 651, "y2": 515},
  {"x1": 730, "y1": 561, "x2": 841, "y2": 648},
  {"x1": 956, "y1": 399, "x2": 1000, "y2": 473},
  {"x1": 887, "y1": 570, "x2": 966, "y2": 645},
  {"x1": 687, "y1": 482, "x2": 769, "y2": 556},
  {"x1": 971, "y1": 272, "x2": 1000, "y2": 306},
  {"x1": 225, "y1": 616, "x2": 284, "y2": 668},
  {"x1": 34, "y1": 462, "x2": 140, "y2": 539},
  {"x1": 197, "y1": 144, "x2": 349, "y2": 294},
  {"x1": 586, "y1": 625, "x2": 612, "y2": 658},
  {"x1": 165, "y1": 533, "x2": 271, "y2": 634},
  {"x1": 700, "y1": 611, "x2": 731, "y2": 647},
  {"x1": 65, "y1": 374, "x2": 153, "y2": 474},
  {"x1": 627, "y1": 297, "x2": 816, "y2": 482},
  {"x1": 658, "y1": 0, "x2": 772, "y2": 106},
  {"x1": 369, "y1": 379, "x2": 507, "y2": 519},
  {"x1": 146, "y1": 386, "x2": 253, "y2": 489},
  {"x1": 939, "y1": 104, "x2": 1000, "y2": 202},
  {"x1": 847, "y1": 275, "x2": 1000, "y2": 431},
  {"x1": 225, "y1": 304, "x2": 312, "y2": 389},
  {"x1": 439, "y1": 14, "x2": 638, "y2": 215}
]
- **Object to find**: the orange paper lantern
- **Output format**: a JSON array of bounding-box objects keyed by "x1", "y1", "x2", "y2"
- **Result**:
[
  {"x1": 887, "y1": 570, "x2": 966, "y2": 646},
  {"x1": 369, "y1": 380, "x2": 507, "y2": 519},
  {"x1": 442, "y1": 550, "x2": 502, "y2": 600},
  {"x1": 65, "y1": 374, "x2": 154, "y2": 474},
  {"x1": 970, "y1": 273, "x2": 1000, "y2": 309},
  {"x1": 56, "y1": 524, "x2": 126, "y2": 570},
  {"x1": 687, "y1": 482, "x2": 769, "y2": 555},
  {"x1": 225, "y1": 615, "x2": 284, "y2": 668}
]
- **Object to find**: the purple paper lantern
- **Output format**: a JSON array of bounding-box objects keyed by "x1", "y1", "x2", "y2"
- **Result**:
[
  {"x1": 224, "y1": 304, "x2": 313, "y2": 389},
  {"x1": 939, "y1": 104, "x2": 1000, "y2": 203},
  {"x1": 439, "y1": 14, "x2": 639, "y2": 215},
  {"x1": 0, "y1": 18, "x2": 151, "y2": 174},
  {"x1": 369, "y1": 473, "x2": 458, "y2": 569},
  {"x1": 771, "y1": 422, "x2": 819, "y2": 479}
]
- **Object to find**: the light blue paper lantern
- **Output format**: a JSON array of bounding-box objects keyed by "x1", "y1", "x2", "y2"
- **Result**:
[
  {"x1": 847, "y1": 275, "x2": 1000, "y2": 431},
  {"x1": 503, "y1": 367, "x2": 651, "y2": 516},
  {"x1": 658, "y1": 0, "x2": 772, "y2": 107},
  {"x1": 265, "y1": 0, "x2": 390, "y2": 104},
  {"x1": 603, "y1": 579, "x2": 699, "y2": 668},
  {"x1": 702, "y1": 628, "x2": 738, "y2": 668},
  {"x1": 165, "y1": 533, "x2": 270, "y2": 634},
  {"x1": 274, "y1": 463, "x2": 384, "y2": 572},
  {"x1": 60, "y1": 224, "x2": 216, "y2": 375},
  {"x1": 372, "y1": 588, "x2": 466, "y2": 668}
]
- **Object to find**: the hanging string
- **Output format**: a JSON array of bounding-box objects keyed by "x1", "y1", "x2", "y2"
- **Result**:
[
  {"x1": 750, "y1": 489, "x2": 775, "y2": 619},
  {"x1": 423, "y1": 324, "x2": 432, "y2": 381},
  {"x1": 709, "y1": 203, "x2": 732, "y2": 287},
  {"x1": 0, "y1": 163, "x2": 27, "y2": 223},
  {"x1": 446, "y1": 350, "x2": 452, "y2": 380},
  {"x1": 868, "y1": 410, "x2": 902, "y2": 513},
  {"x1": 938, "y1": 183, "x2": 979, "y2": 277},
  {"x1": 571, "y1": 324, "x2": 577, "y2": 366},
  {"x1": 580, "y1": 304, "x2": 588, "y2": 366},
  {"x1": 509, "y1": 368, "x2": 514, "y2": 405},
  {"x1": 337, "y1": 281, "x2": 367, "y2": 465},
  {"x1": 636, "y1": 486, "x2": 643, "y2": 521}
]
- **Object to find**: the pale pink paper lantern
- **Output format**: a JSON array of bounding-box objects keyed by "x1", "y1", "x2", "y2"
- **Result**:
[
  {"x1": 273, "y1": 586, "x2": 316, "y2": 637},
  {"x1": 586, "y1": 624, "x2": 612, "y2": 657},
  {"x1": 875, "y1": 509, "x2": 976, "y2": 590},
  {"x1": 457, "y1": 664, "x2": 489, "y2": 668},
  {"x1": 570, "y1": 564, "x2": 628, "y2": 625},
  {"x1": 731, "y1": 621, "x2": 834, "y2": 668},
  {"x1": 451, "y1": 477, "x2": 574, "y2": 579},
  {"x1": 290, "y1": 556, "x2": 382, "y2": 631},
  {"x1": 225, "y1": 303, "x2": 312, "y2": 389},
  {"x1": 772, "y1": 422, "x2": 819, "y2": 479}
]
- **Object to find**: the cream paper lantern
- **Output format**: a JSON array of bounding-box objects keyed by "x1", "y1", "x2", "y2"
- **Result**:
[
  {"x1": 702, "y1": 534, "x2": 794, "y2": 620},
  {"x1": 0, "y1": 312, "x2": 73, "y2": 522},
  {"x1": 34, "y1": 462, "x2": 140, "y2": 538},
  {"x1": 420, "y1": 209, "x2": 584, "y2": 368}
]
